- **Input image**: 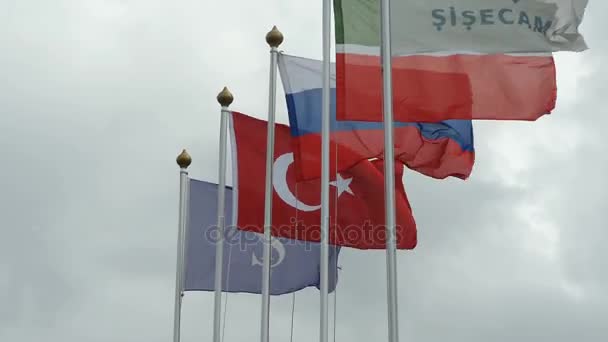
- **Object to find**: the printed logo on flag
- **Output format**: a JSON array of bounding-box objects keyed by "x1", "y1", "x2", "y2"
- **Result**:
[
  {"x1": 431, "y1": 1, "x2": 555, "y2": 34},
  {"x1": 251, "y1": 236, "x2": 287, "y2": 268}
]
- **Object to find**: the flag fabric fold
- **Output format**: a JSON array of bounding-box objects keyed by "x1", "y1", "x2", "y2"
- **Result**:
[
  {"x1": 278, "y1": 53, "x2": 475, "y2": 181},
  {"x1": 332, "y1": 0, "x2": 588, "y2": 122},
  {"x1": 229, "y1": 111, "x2": 417, "y2": 250},
  {"x1": 184, "y1": 179, "x2": 340, "y2": 295}
]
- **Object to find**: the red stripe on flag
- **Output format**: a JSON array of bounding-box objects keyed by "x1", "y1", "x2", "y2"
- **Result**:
[{"x1": 336, "y1": 53, "x2": 556, "y2": 122}]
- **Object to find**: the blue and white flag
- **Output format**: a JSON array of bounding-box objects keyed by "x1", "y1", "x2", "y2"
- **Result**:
[{"x1": 183, "y1": 179, "x2": 340, "y2": 295}]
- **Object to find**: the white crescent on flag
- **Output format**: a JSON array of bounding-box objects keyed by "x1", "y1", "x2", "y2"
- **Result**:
[
  {"x1": 272, "y1": 153, "x2": 322, "y2": 212},
  {"x1": 272, "y1": 153, "x2": 355, "y2": 211}
]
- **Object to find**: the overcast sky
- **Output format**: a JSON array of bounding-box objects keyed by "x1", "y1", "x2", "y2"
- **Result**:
[{"x1": 1, "y1": 1, "x2": 606, "y2": 341}]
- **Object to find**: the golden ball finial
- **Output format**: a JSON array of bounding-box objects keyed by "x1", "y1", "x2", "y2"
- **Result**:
[
  {"x1": 217, "y1": 86, "x2": 234, "y2": 107},
  {"x1": 266, "y1": 26, "x2": 284, "y2": 48},
  {"x1": 176, "y1": 149, "x2": 192, "y2": 169}
]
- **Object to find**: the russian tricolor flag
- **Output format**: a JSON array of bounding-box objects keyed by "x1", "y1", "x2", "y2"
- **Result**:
[{"x1": 277, "y1": 53, "x2": 475, "y2": 181}]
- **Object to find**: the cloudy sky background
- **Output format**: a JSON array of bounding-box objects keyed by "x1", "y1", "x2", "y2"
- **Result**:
[{"x1": 1, "y1": 0, "x2": 606, "y2": 341}]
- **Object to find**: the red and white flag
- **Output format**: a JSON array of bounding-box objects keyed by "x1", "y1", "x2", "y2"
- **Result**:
[
  {"x1": 229, "y1": 111, "x2": 417, "y2": 250},
  {"x1": 334, "y1": 0, "x2": 589, "y2": 122}
]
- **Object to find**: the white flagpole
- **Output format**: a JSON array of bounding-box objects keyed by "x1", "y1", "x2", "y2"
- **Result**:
[
  {"x1": 173, "y1": 149, "x2": 192, "y2": 342},
  {"x1": 379, "y1": 0, "x2": 400, "y2": 341},
  {"x1": 213, "y1": 87, "x2": 234, "y2": 342},
  {"x1": 260, "y1": 26, "x2": 283, "y2": 342},
  {"x1": 320, "y1": 0, "x2": 331, "y2": 341}
]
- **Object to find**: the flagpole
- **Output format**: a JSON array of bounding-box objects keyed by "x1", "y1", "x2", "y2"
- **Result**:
[
  {"x1": 173, "y1": 149, "x2": 191, "y2": 342},
  {"x1": 213, "y1": 87, "x2": 234, "y2": 342},
  {"x1": 260, "y1": 25, "x2": 283, "y2": 342},
  {"x1": 379, "y1": 0, "x2": 400, "y2": 341},
  {"x1": 320, "y1": 0, "x2": 331, "y2": 341}
]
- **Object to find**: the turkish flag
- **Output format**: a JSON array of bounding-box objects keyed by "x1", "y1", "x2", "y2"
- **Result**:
[{"x1": 230, "y1": 111, "x2": 417, "y2": 250}]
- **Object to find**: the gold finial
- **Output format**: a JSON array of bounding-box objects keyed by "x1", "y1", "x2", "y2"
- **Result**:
[
  {"x1": 176, "y1": 149, "x2": 192, "y2": 169},
  {"x1": 265, "y1": 25, "x2": 284, "y2": 48},
  {"x1": 216, "y1": 86, "x2": 234, "y2": 107}
]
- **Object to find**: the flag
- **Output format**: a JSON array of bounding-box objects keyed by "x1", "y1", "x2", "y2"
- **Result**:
[
  {"x1": 229, "y1": 111, "x2": 417, "y2": 250},
  {"x1": 183, "y1": 179, "x2": 340, "y2": 295},
  {"x1": 336, "y1": 0, "x2": 588, "y2": 54},
  {"x1": 278, "y1": 53, "x2": 474, "y2": 182},
  {"x1": 333, "y1": 0, "x2": 588, "y2": 122}
]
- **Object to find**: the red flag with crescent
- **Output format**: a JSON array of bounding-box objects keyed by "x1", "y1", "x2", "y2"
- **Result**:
[{"x1": 229, "y1": 111, "x2": 417, "y2": 250}]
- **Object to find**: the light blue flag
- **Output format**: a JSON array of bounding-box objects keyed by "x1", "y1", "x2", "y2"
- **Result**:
[{"x1": 183, "y1": 179, "x2": 340, "y2": 295}]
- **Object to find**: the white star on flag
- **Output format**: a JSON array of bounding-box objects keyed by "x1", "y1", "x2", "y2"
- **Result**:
[{"x1": 330, "y1": 174, "x2": 354, "y2": 197}]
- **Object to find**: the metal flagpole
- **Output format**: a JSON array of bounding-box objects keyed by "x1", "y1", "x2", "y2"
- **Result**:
[
  {"x1": 260, "y1": 25, "x2": 283, "y2": 342},
  {"x1": 320, "y1": 0, "x2": 332, "y2": 341},
  {"x1": 173, "y1": 149, "x2": 192, "y2": 342},
  {"x1": 213, "y1": 87, "x2": 234, "y2": 342},
  {"x1": 379, "y1": 0, "x2": 400, "y2": 341}
]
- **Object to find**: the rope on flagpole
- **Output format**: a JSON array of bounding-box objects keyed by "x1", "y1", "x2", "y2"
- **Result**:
[
  {"x1": 332, "y1": 175, "x2": 338, "y2": 342},
  {"x1": 221, "y1": 294, "x2": 229, "y2": 342},
  {"x1": 333, "y1": 127, "x2": 339, "y2": 342},
  {"x1": 289, "y1": 292, "x2": 297, "y2": 342},
  {"x1": 333, "y1": 277, "x2": 338, "y2": 342},
  {"x1": 217, "y1": 168, "x2": 238, "y2": 342},
  {"x1": 291, "y1": 180, "x2": 300, "y2": 342},
  {"x1": 221, "y1": 242, "x2": 234, "y2": 342}
]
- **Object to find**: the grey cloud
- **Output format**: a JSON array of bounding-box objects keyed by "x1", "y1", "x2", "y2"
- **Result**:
[{"x1": 1, "y1": 0, "x2": 607, "y2": 342}]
